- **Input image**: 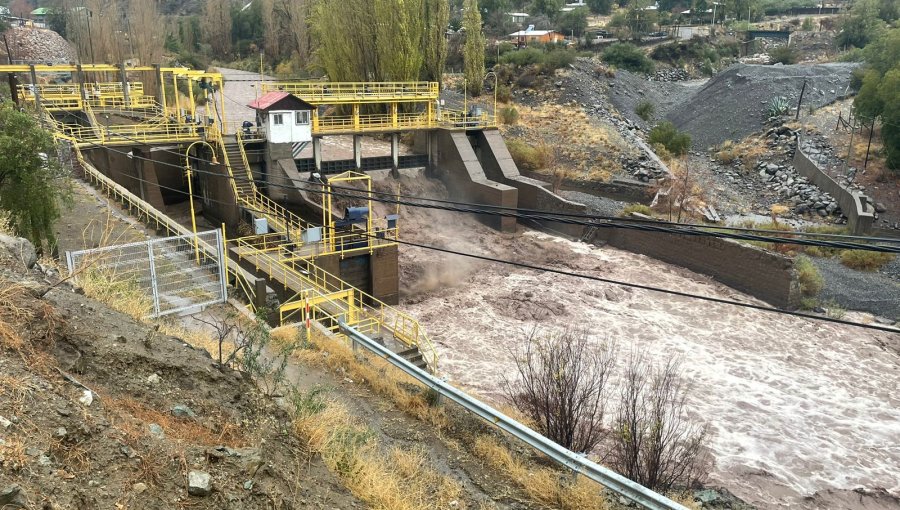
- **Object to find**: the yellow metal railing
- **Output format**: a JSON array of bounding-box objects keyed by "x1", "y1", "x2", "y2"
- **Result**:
[
  {"x1": 64, "y1": 140, "x2": 258, "y2": 311},
  {"x1": 261, "y1": 81, "x2": 439, "y2": 104},
  {"x1": 282, "y1": 259, "x2": 437, "y2": 369}
]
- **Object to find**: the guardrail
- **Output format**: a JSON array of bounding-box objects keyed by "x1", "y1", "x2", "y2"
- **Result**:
[{"x1": 339, "y1": 323, "x2": 690, "y2": 510}]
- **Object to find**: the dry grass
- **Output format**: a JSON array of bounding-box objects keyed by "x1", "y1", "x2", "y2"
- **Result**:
[
  {"x1": 715, "y1": 138, "x2": 768, "y2": 171},
  {"x1": 0, "y1": 437, "x2": 28, "y2": 472},
  {"x1": 0, "y1": 280, "x2": 31, "y2": 350},
  {"x1": 294, "y1": 401, "x2": 464, "y2": 509},
  {"x1": 77, "y1": 268, "x2": 153, "y2": 320},
  {"x1": 839, "y1": 250, "x2": 896, "y2": 271},
  {"x1": 107, "y1": 396, "x2": 245, "y2": 447},
  {"x1": 0, "y1": 374, "x2": 32, "y2": 416},
  {"x1": 502, "y1": 103, "x2": 629, "y2": 182},
  {"x1": 473, "y1": 435, "x2": 607, "y2": 509},
  {"x1": 288, "y1": 328, "x2": 448, "y2": 430}
]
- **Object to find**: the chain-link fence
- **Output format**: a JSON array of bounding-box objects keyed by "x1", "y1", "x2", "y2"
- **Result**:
[{"x1": 65, "y1": 230, "x2": 227, "y2": 318}]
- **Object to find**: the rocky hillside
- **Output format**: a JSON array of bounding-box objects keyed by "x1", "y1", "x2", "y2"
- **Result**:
[{"x1": 0, "y1": 233, "x2": 360, "y2": 509}]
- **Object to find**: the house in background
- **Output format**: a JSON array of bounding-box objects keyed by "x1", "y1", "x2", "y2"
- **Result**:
[
  {"x1": 507, "y1": 12, "x2": 529, "y2": 24},
  {"x1": 248, "y1": 91, "x2": 314, "y2": 145},
  {"x1": 30, "y1": 7, "x2": 49, "y2": 27},
  {"x1": 509, "y1": 25, "x2": 566, "y2": 45}
]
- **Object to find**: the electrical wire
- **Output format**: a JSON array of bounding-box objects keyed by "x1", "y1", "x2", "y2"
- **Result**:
[
  {"x1": 65, "y1": 115, "x2": 900, "y2": 245},
  {"x1": 57, "y1": 124, "x2": 900, "y2": 253},
  {"x1": 58, "y1": 137, "x2": 900, "y2": 335}
]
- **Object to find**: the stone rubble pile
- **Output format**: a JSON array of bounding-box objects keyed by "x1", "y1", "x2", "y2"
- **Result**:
[{"x1": 1, "y1": 27, "x2": 76, "y2": 64}]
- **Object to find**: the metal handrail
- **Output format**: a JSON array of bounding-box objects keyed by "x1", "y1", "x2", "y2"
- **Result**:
[
  {"x1": 282, "y1": 257, "x2": 438, "y2": 369},
  {"x1": 261, "y1": 81, "x2": 439, "y2": 104},
  {"x1": 339, "y1": 324, "x2": 690, "y2": 510}
]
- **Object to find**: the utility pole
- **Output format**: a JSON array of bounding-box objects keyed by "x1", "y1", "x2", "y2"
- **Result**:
[{"x1": 863, "y1": 117, "x2": 876, "y2": 170}]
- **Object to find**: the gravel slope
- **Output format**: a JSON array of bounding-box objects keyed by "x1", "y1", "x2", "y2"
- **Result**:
[
  {"x1": 810, "y1": 257, "x2": 900, "y2": 320},
  {"x1": 667, "y1": 63, "x2": 857, "y2": 149}
]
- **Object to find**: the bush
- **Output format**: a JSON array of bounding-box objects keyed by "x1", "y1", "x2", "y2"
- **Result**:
[
  {"x1": 500, "y1": 47, "x2": 545, "y2": 67},
  {"x1": 769, "y1": 45, "x2": 799, "y2": 65},
  {"x1": 648, "y1": 122, "x2": 692, "y2": 156},
  {"x1": 802, "y1": 17, "x2": 814, "y2": 31},
  {"x1": 609, "y1": 354, "x2": 710, "y2": 492},
  {"x1": 602, "y1": 43, "x2": 655, "y2": 74},
  {"x1": 498, "y1": 106, "x2": 519, "y2": 125},
  {"x1": 543, "y1": 48, "x2": 576, "y2": 72},
  {"x1": 635, "y1": 100, "x2": 655, "y2": 121},
  {"x1": 507, "y1": 140, "x2": 553, "y2": 171},
  {"x1": 767, "y1": 96, "x2": 792, "y2": 118},
  {"x1": 620, "y1": 203, "x2": 653, "y2": 217},
  {"x1": 503, "y1": 329, "x2": 616, "y2": 453},
  {"x1": 795, "y1": 256, "x2": 823, "y2": 297},
  {"x1": 839, "y1": 250, "x2": 896, "y2": 271}
]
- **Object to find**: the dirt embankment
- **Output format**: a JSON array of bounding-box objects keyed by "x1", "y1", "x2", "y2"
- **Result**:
[{"x1": 0, "y1": 234, "x2": 360, "y2": 509}]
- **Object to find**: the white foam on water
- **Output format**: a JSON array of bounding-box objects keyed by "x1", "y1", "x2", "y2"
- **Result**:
[{"x1": 405, "y1": 232, "x2": 900, "y2": 508}]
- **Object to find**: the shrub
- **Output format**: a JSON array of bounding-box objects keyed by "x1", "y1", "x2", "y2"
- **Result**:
[
  {"x1": 795, "y1": 256, "x2": 823, "y2": 297},
  {"x1": 499, "y1": 106, "x2": 519, "y2": 125},
  {"x1": 609, "y1": 353, "x2": 710, "y2": 492},
  {"x1": 503, "y1": 329, "x2": 616, "y2": 453},
  {"x1": 769, "y1": 45, "x2": 799, "y2": 65},
  {"x1": 602, "y1": 43, "x2": 655, "y2": 74},
  {"x1": 649, "y1": 122, "x2": 692, "y2": 156},
  {"x1": 839, "y1": 250, "x2": 896, "y2": 271},
  {"x1": 802, "y1": 17, "x2": 814, "y2": 31},
  {"x1": 500, "y1": 47, "x2": 546, "y2": 67},
  {"x1": 621, "y1": 203, "x2": 653, "y2": 217},
  {"x1": 507, "y1": 139, "x2": 553, "y2": 171},
  {"x1": 543, "y1": 48, "x2": 576, "y2": 72},
  {"x1": 767, "y1": 96, "x2": 792, "y2": 118},
  {"x1": 635, "y1": 100, "x2": 655, "y2": 121}
]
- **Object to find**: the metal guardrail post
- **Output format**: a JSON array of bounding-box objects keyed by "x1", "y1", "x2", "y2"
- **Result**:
[{"x1": 338, "y1": 323, "x2": 690, "y2": 510}]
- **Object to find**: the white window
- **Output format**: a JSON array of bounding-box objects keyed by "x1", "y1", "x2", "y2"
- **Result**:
[
  {"x1": 273, "y1": 113, "x2": 284, "y2": 125},
  {"x1": 295, "y1": 111, "x2": 310, "y2": 125}
]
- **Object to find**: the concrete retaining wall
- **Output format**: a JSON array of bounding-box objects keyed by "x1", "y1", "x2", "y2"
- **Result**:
[
  {"x1": 793, "y1": 137, "x2": 874, "y2": 235},
  {"x1": 592, "y1": 227, "x2": 799, "y2": 309},
  {"x1": 521, "y1": 170, "x2": 654, "y2": 204},
  {"x1": 472, "y1": 129, "x2": 587, "y2": 236},
  {"x1": 430, "y1": 130, "x2": 518, "y2": 232}
]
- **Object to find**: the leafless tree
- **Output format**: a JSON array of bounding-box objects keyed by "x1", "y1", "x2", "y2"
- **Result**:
[
  {"x1": 503, "y1": 328, "x2": 616, "y2": 454},
  {"x1": 609, "y1": 352, "x2": 710, "y2": 492}
]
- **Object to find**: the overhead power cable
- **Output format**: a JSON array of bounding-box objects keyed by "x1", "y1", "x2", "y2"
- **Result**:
[
  {"x1": 57, "y1": 124, "x2": 900, "y2": 254},
  {"x1": 60, "y1": 137, "x2": 900, "y2": 335}
]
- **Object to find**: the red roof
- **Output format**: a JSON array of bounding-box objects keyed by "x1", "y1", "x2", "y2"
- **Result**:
[{"x1": 248, "y1": 91, "x2": 291, "y2": 111}]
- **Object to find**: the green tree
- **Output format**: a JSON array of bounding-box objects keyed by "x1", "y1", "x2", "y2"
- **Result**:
[
  {"x1": 878, "y1": 69, "x2": 900, "y2": 169},
  {"x1": 557, "y1": 7, "x2": 588, "y2": 37},
  {"x1": 649, "y1": 121, "x2": 691, "y2": 156},
  {"x1": 0, "y1": 103, "x2": 69, "y2": 251},
  {"x1": 423, "y1": 0, "x2": 450, "y2": 83},
  {"x1": 853, "y1": 27, "x2": 900, "y2": 170},
  {"x1": 836, "y1": 0, "x2": 886, "y2": 49},
  {"x1": 463, "y1": 0, "x2": 486, "y2": 96},
  {"x1": 46, "y1": 8, "x2": 67, "y2": 38},
  {"x1": 531, "y1": 0, "x2": 563, "y2": 18},
  {"x1": 586, "y1": 0, "x2": 613, "y2": 14},
  {"x1": 602, "y1": 42, "x2": 655, "y2": 73},
  {"x1": 310, "y1": 0, "x2": 431, "y2": 82}
]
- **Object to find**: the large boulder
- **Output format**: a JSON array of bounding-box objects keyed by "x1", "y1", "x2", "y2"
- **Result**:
[{"x1": 0, "y1": 235, "x2": 37, "y2": 270}]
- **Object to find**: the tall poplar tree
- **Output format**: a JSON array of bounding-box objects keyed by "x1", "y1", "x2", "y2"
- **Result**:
[
  {"x1": 463, "y1": 0, "x2": 485, "y2": 96},
  {"x1": 422, "y1": 0, "x2": 450, "y2": 83}
]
